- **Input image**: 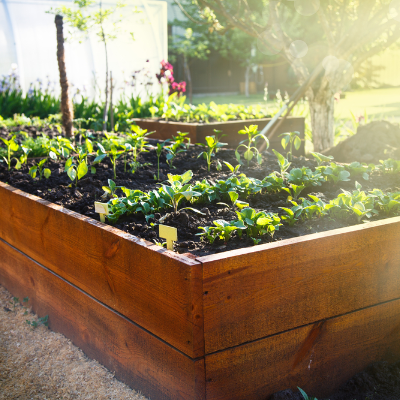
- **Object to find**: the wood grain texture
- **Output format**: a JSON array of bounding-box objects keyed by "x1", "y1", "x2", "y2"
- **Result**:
[
  {"x1": 0, "y1": 183, "x2": 204, "y2": 358},
  {"x1": 199, "y1": 216, "x2": 400, "y2": 354},
  {"x1": 205, "y1": 299, "x2": 400, "y2": 400},
  {"x1": 0, "y1": 239, "x2": 206, "y2": 400},
  {"x1": 133, "y1": 117, "x2": 305, "y2": 154}
]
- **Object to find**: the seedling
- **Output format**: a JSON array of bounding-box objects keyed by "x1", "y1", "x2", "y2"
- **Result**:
[
  {"x1": 212, "y1": 129, "x2": 227, "y2": 153},
  {"x1": 65, "y1": 149, "x2": 88, "y2": 186},
  {"x1": 298, "y1": 387, "x2": 318, "y2": 400},
  {"x1": 164, "y1": 135, "x2": 187, "y2": 169},
  {"x1": 161, "y1": 170, "x2": 202, "y2": 214},
  {"x1": 198, "y1": 219, "x2": 246, "y2": 244},
  {"x1": 29, "y1": 158, "x2": 51, "y2": 180},
  {"x1": 102, "y1": 179, "x2": 120, "y2": 199},
  {"x1": 272, "y1": 149, "x2": 291, "y2": 176},
  {"x1": 1, "y1": 135, "x2": 20, "y2": 170},
  {"x1": 19, "y1": 145, "x2": 32, "y2": 166},
  {"x1": 236, "y1": 207, "x2": 281, "y2": 238},
  {"x1": 159, "y1": 224, "x2": 178, "y2": 250},
  {"x1": 197, "y1": 135, "x2": 227, "y2": 171},
  {"x1": 224, "y1": 161, "x2": 241, "y2": 175},
  {"x1": 235, "y1": 125, "x2": 268, "y2": 167},
  {"x1": 95, "y1": 202, "x2": 109, "y2": 223},
  {"x1": 310, "y1": 152, "x2": 334, "y2": 166},
  {"x1": 154, "y1": 142, "x2": 167, "y2": 180},
  {"x1": 280, "y1": 131, "x2": 301, "y2": 161}
]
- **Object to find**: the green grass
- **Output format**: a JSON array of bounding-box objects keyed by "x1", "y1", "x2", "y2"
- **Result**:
[{"x1": 192, "y1": 87, "x2": 400, "y2": 121}]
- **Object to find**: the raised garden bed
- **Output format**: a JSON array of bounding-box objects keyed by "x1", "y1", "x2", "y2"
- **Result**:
[
  {"x1": 133, "y1": 117, "x2": 306, "y2": 155},
  {"x1": 1, "y1": 181, "x2": 400, "y2": 399},
  {"x1": 1, "y1": 125, "x2": 400, "y2": 399}
]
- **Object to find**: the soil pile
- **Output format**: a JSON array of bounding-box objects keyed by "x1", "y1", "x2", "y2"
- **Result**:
[{"x1": 325, "y1": 120, "x2": 400, "y2": 163}]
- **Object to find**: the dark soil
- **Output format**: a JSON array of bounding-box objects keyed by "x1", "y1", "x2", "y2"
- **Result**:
[
  {"x1": 1, "y1": 128, "x2": 400, "y2": 257},
  {"x1": 271, "y1": 361, "x2": 400, "y2": 400}
]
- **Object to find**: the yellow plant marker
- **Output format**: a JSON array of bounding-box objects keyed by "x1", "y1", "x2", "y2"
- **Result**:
[
  {"x1": 94, "y1": 202, "x2": 109, "y2": 223},
  {"x1": 159, "y1": 224, "x2": 178, "y2": 251}
]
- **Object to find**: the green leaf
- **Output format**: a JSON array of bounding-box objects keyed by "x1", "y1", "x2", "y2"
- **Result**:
[
  {"x1": 67, "y1": 166, "x2": 76, "y2": 182},
  {"x1": 181, "y1": 170, "x2": 193, "y2": 184},
  {"x1": 294, "y1": 135, "x2": 302, "y2": 150},
  {"x1": 244, "y1": 149, "x2": 254, "y2": 161},
  {"x1": 94, "y1": 153, "x2": 107, "y2": 163},
  {"x1": 229, "y1": 191, "x2": 239, "y2": 203},
  {"x1": 29, "y1": 166, "x2": 37, "y2": 179},
  {"x1": 77, "y1": 161, "x2": 88, "y2": 180},
  {"x1": 43, "y1": 168, "x2": 51, "y2": 179},
  {"x1": 224, "y1": 161, "x2": 234, "y2": 173},
  {"x1": 91, "y1": 166, "x2": 96, "y2": 174}
]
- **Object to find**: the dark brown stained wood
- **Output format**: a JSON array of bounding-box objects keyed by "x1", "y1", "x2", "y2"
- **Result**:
[
  {"x1": 205, "y1": 299, "x2": 400, "y2": 400},
  {"x1": 0, "y1": 239, "x2": 206, "y2": 400},
  {"x1": 199, "y1": 216, "x2": 400, "y2": 354},
  {"x1": 133, "y1": 117, "x2": 305, "y2": 155},
  {"x1": 0, "y1": 183, "x2": 204, "y2": 358}
]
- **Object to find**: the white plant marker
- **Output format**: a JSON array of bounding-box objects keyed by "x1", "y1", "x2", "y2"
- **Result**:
[
  {"x1": 94, "y1": 202, "x2": 109, "y2": 223},
  {"x1": 159, "y1": 224, "x2": 178, "y2": 251}
]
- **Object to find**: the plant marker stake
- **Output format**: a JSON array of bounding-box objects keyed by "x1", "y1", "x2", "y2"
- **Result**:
[
  {"x1": 95, "y1": 202, "x2": 109, "y2": 223},
  {"x1": 159, "y1": 224, "x2": 178, "y2": 251}
]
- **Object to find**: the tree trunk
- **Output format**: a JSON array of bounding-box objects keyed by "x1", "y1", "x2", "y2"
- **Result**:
[
  {"x1": 55, "y1": 15, "x2": 74, "y2": 138},
  {"x1": 309, "y1": 91, "x2": 335, "y2": 152},
  {"x1": 100, "y1": 1, "x2": 109, "y2": 132},
  {"x1": 245, "y1": 66, "x2": 250, "y2": 97},
  {"x1": 183, "y1": 54, "x2": 192, "y2": 104},
  {"x1": 110, "y1": 71, "x2": 114, "y2": 132}
]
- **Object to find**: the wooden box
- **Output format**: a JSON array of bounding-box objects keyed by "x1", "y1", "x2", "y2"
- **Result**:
[
  {"x1": 1, "y1": 181, "x2": 400, "y2": 399},
  {"x1": 132, "y1": 117, "x2": 306, "y2": 155}
]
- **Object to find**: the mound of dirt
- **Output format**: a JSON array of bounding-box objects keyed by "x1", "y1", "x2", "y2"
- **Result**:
[{"x1": 325, "y1": 121, "x2": 400, "y2": 163}]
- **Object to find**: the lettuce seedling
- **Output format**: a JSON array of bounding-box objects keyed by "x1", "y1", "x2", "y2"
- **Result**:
[
  {"x1": 280, "y1": 131, "x2": 301, "y2": 161},
  {"x1": 236, "y1": 207, "x2": 281, "y2": 238},
  {"x1": 1, "y1": 135, "x2": 20, "y2": 170},
  {"x1": 369, "y1": 189, "x2": 400, "y2": 215},
  {"x1": 318, "y1": 163, "x2": 351, "y2": 184},
  {"x1": 378, "y1": 158, "x2": 400, "y2": 173},
  {"x1": 198, "y1": 219, "x2": 246, "y2": 244},
  {"x1": 236, "y1": 125, "x2": 268, "y2": 167},
  {"x1": 29, "y1": 158, "x2": 51, "y2": 180},
  {"x1": 65, "y1": 149, "x2": 88, "y2": 186},
  {"x1": 197, "y1": 135, "x2": 227, "y2": 172},
  {"x1": 161, "y1": 170, "x2": 202, "y2": 214}
]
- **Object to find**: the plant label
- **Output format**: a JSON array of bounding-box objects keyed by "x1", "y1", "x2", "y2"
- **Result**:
[
  {"x1": 159, "y1": 224, "x2": 178, "y2": 251},
  {"x1": 95, "y1": 202, "x2": 109, "y2": 223}
]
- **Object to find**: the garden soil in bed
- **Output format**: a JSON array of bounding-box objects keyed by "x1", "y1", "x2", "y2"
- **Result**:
[
  {"x1": 1, "y1": 140, "x2": 400, "y2": 256},
  {"x1": 2, "y1": 278, "x2": 400, "y2": 400}
]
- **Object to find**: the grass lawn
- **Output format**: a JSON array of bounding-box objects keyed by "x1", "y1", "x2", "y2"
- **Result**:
[{"x1": 192, "y1": 87, "x2": 400, "y2": 121}]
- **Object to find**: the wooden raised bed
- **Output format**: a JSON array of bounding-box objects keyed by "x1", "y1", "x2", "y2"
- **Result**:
[
  {"x1": 133, "y1": 117, "x2": 306, "y2": 155},
  {"x1": 1, "y1": 181, "x2": 400, "y2": 399}
]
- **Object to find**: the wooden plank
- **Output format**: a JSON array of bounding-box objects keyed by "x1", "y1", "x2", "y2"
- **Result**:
[
  {"x1": 205, "y1": 299, "x2": 400, "y2": 400},
  {"x1": 0, "y1": 183, "x2": 204, "y2": 358},
  {"x1": 133, "y1": 119, "x2": 199, "y2": 142},
  {"x1": 199, "y1": 216, "x2": 400, "y2": 354},
  {"x1": 0, "y1": 238, "x2": 206, "y2": 400}
]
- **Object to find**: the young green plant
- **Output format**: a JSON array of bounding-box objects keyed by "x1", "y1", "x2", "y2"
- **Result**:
[
  {"x1": 197, "y1": 135, "x2": 227, "y2": 172},
  {"x1": 235, "y1": 125, "x2": 269, "y2": 167}
]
